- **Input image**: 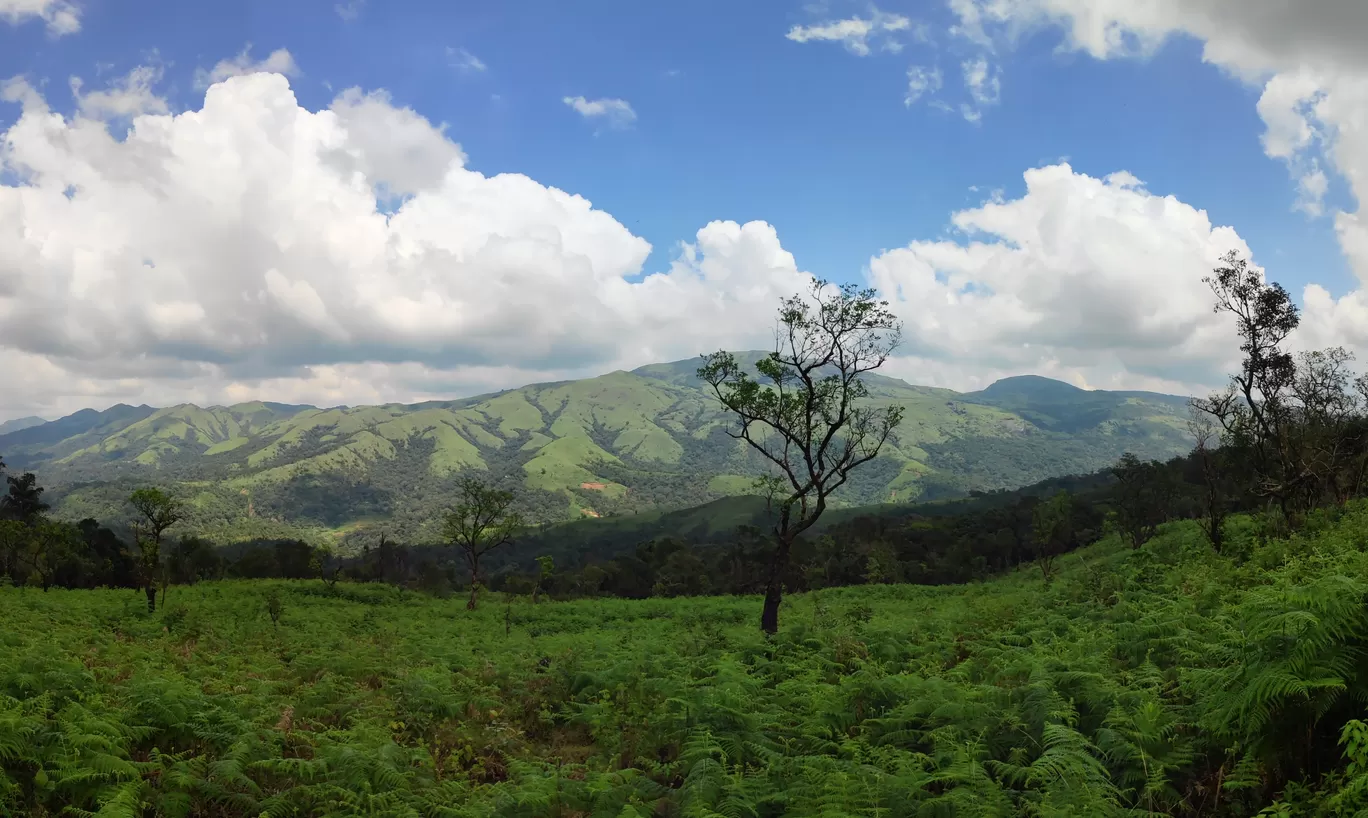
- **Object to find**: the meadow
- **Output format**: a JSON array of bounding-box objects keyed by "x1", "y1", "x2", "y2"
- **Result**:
[{"x1": 5, "y1": 502, "x2": 1368, "y2": 816}]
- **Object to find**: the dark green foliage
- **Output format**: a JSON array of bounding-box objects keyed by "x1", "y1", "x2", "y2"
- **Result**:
[
  {"x1": 255, "y1": 473, "x2": 394, "y2": 528},
  {"x1": 1, "y1": 468, "x2": 48, "y2": 524},
  {"x1": 1111, "y1": 452, "x2": 1176, "y2": 549}
]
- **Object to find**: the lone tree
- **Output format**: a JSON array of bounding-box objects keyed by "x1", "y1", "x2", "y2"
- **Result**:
[
  {"x1": 1193, "y1": 250, "x2": 1302, "y2": 517},
  {"x1": 443, "y1": 477, "x2": 522, "y2": 610},
  {"x1": 129, "y1": 488, "x2": 183, "y2": 612},
  {"x1": 699, "y1": 279, "x2": 904, "y2": 635}
]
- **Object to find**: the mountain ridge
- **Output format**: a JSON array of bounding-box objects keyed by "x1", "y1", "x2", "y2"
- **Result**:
[
  {"x1": 1, "y1": 354, "x2": 1197, "y2": 549},
  {"x1": 0, "y1": 416, "x2": 47, "y2": 436}
]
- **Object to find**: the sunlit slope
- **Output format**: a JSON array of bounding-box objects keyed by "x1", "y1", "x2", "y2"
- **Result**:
[{"x1": 0, "y1": 355, "x2": 1195, "y2": 542}]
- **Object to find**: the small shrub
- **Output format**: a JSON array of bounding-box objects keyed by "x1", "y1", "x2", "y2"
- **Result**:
[
  {"x1": 161, "y1": 603, "x2": 190, "y2": 632},
  {"x1": 266, "y1": 589, "x2": 284, "y2": 627}
]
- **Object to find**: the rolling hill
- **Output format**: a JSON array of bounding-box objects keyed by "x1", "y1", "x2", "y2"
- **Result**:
[{"x1": 0, "y1": 354, "x2": 1197, "y2": 548}]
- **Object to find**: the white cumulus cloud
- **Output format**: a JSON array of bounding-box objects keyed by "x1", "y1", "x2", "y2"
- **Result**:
[
  {"x1": 0, "y1": 0, "x2": 78, "y2": 35},
  {"x1": 869, "y1": 164, "x2": 1247, "y2": 394},
  {"x1": 0, "y1": 73, "x2": 809, "y2": 419},
  {"x1": 69, "y1": 65, "x2": 169, "y2": 120},
  {"x1": 943, "y1": 0, "x2": 1368, "y2": 362},
  {"x1": 562, "y1": 95, "x2": 637, "y2": 128}
]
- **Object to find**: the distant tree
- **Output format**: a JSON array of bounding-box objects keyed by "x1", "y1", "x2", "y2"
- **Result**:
[
  {"x1": 1289, "y1": 347, "x2": 1364, "y2": 507},
  {"x1": 273, "y1": 539, "x2": 316, "y2": 579},
  {"x1": 0, "y1": 519, "x2": 28, "y2": 583},
  {"x1": 24, "y1": 519, "x2": 80, "y2": 592},
  {"x1": 374, "y1": 534, "x2": 404, "y2": 583},
  {"x1": 532, "y1": 554, "x2": 554, "y2": 604},
  {"x1": 77, "y1": 519, "x2": 138, "y2": 588},
  {"x1": 699, "y1": 279, "x2": 903, "y2": 634},
  {"x1": 653, "y1": 548, "x2": 709, "y2": 597},
  {"x1": 1, "y1": 471, "x2": 49, "y2": 525},
  {"x1": 168, "y1": 535, "x2": 223, "y2": 584},
  {"x1": 576, "y1": 563, "x2": 608, "y2": 596},
  {"x1": 128, "y1": 488, "x2": 184, "y2": 612},
  {"x1": 443, "y1": 477, "x2": 522, "y2": 610},
  {"x1": 317, "y1": 544, "x2": 344, "y2": 588},
  {"x1": 1187, "y1": 405, "x2": 1229, "y2": 553},
  {"x1": 1111, "y1": 452, "x2": 1173, "y2": 550},
  {"x1": 1031, "y1": 491, "x2": 1074, "y2": 584},
  {"x1": 864, "y1": 541, "x2": 901, "y2": 584}
]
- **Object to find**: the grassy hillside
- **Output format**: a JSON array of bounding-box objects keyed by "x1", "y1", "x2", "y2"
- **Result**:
[
  {"x1": 0, "y1": 354, "x2": 1195, "y2": 548},
  {"x1": 5, "y1": 505, "x2": 1368, "y2": 814}
]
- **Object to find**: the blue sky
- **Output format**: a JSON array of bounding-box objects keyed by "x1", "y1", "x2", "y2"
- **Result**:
[
  {"x1": 0, "y1": 0, "x2": 1353, "y2": 294},
  {"x1": 0, "y1": 0, "x2": 1365, "y2": 418}
]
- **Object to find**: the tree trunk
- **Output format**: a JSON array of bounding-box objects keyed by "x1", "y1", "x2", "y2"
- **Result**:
[
  {"x1": 1208, "y1": 504, "x2": 1225, "y2": 554},
  {"x1": 760, "y1": 582, "x2": 782, "y2": 635},
  {"x1": 759, "y1": 537, "x2": 793, "y2": 635},
  {"x1": 145, "y1": 584, "x2": 157, "y2": 613},
  {"x1": 467, "y1": 556, "x2": 480, "y2": 610}
]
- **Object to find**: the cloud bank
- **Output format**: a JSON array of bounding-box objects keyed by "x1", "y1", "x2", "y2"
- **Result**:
[
  {"x1": 0, "y1": 72, "x2": 807, "y2": 418},
  {"x1": 5, "y1": 0, "x2": 1368, "y2": 420}
]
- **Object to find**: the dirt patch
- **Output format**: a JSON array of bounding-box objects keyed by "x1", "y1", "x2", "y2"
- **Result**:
[
  {"x1": 581, "y1": 509, "x2": 600, "y2": 518},
  {"x1": 580, "y1": 482, "x2": 608, "y2": 491}
]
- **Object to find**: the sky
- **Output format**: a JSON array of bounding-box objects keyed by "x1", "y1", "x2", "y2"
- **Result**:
[{"x1": 1, "y1": 0, "x2": 1368, "y2": 421}]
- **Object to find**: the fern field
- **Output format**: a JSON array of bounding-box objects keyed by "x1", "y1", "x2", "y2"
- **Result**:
[{"x1": 9, "y1": 506, "x2": 1368, "y2": 816}]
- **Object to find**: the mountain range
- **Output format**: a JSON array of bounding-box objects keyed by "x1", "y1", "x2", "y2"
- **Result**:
[{"x1": 0, "y1": 353, "x2": 1197, "y2": 549}]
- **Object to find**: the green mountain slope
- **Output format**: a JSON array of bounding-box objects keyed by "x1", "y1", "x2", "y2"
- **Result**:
[{"x1": 0, "y1": 354, "x2": 1196, "y2": 548}]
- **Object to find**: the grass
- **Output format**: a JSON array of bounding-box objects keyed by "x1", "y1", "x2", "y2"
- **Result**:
[{"x1": 9, "y1": 506, "x2": 1368, "y2": 814}]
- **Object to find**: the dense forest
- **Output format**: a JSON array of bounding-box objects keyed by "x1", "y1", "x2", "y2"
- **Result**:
[{"x1": 7, "y1": 252, "x2": 1368, "y2": 814}]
